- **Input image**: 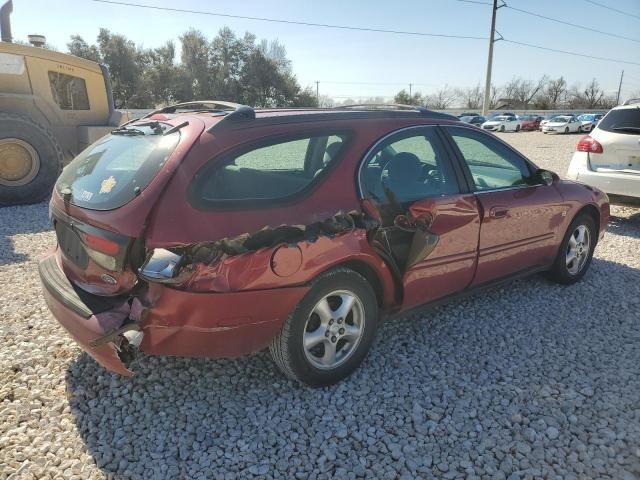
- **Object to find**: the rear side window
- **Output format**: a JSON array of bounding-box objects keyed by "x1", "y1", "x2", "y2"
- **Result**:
[
  {"x1": 597, "y1": 108, "x2": 640, "y2": 135},
  {"x1": 56, "y1": 124, "x2": 180, "y2": 210},
  {"x1": 191, "y1": 133, "x2": 349, "y2": 206},
  {"x1": 48, "y1": 72, "x2": 90, "y2": 110}
]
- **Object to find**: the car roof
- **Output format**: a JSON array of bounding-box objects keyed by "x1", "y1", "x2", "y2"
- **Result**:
[{"x1": 141, "y1": 102, "x2": 462, "y2": 132}]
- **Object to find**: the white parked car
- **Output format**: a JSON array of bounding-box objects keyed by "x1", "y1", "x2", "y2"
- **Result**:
[
  {"x1": 567, "y1": 100, "x2": 640, "y2": 200},
  {"x1": 481, "y1": 115, "x2": 521, "y2": 132},
  {"x1": 542, "y1": 115, "x2": 582, "y2": 134},
  {"x1": 576, "y1": 113, "x2": 604, "y2": 133}
]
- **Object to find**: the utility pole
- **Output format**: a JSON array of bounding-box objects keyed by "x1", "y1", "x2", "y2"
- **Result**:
[
  {"x1": 409, "y1": 83, "x2": 413, "y2": 99},
  {"x1": 616, "y1": 70, "x2": 624, "y2": 105},
  {"x1": 315, "y1": 81, "x2": 320, "y2": 106},
  {"x1": 482, "y1": 0, "x2": 498, "y2": 116}
]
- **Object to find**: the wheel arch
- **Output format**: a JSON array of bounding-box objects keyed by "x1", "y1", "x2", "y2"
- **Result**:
[
  {"x1": 329, "y1": 258, "x2": 397, "y2": 309},
  {"x1": 571, "y1": 203, "x2": 601, "y2": 241}
]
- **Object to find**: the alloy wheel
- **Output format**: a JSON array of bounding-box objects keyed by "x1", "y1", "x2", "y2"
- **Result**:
[
  {"x1": 566, "y1": 225, "x2": 591, "y2": 275},
  {"x1": 303, "y1": 290, "x2": 365, "y2": 370}
]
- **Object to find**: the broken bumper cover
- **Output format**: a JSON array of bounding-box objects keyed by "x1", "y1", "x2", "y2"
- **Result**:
[
  {"x1": 39, "y1": 252, "x2": 311, "y2": 375},
  {"x1": 39, "y1": 254, "x2": 135, "y2": 376}
]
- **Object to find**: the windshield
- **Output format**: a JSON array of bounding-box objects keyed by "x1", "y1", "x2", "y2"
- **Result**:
[
  {"x1": 460, "y1": 116, "x2": 474, "y2": 122},
  {"x1": 550, "y1": 116, "x2": 571, "y2": 123},
  {"x1": 56, "y1": 123, "x2": 181, "y2": 210},
  {"x1": 597, "y1": 108, "x2": 640, "y2": 135},
  {"x1": 578, "y1": 114, "x2": 595, "y2": 121},
  {"x1": 494, "y1": 116, "x2": 510, "y2": 121}
]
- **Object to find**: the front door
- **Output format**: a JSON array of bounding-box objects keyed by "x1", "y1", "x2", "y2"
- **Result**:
[
  {"x1": 442, "y1": 126, "x2": 564, "y2": 286},
  {"x1": 359, "y1": 126, "x2": 481, "y2": 310}
]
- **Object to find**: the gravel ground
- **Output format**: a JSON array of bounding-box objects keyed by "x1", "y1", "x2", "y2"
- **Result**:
[{"x1": 2, "y1": 131, "x2": 639, "y2": 479}]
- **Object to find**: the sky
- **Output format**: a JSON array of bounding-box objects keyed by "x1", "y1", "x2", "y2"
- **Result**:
[{"x1": 8, "y1": 0, "x2": 640, "y2": 101}]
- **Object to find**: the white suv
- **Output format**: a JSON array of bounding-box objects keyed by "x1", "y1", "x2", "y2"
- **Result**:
[{"x1": 567, "y1": 100, "x2": 640, "y2": 200}]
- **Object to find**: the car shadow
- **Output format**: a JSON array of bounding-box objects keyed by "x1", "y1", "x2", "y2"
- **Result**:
[
  {"x1": 64, "y1": 256, "x2": 640, "y2": 479},
  {"x1": 608, "y1": 209, "x2": 640, "y2": 239},
  {"x1": 0, "y1": 201, "x2": 52, "y2": 265}
]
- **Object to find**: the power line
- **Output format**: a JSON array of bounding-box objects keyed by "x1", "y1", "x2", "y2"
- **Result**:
[
  {"x1": 583, "y1": 0, "x2": 640, "y2": 20},
  {"x1": 91, "y1": 0, "x2": 487, "y2": 40},
  {"x1": 502, "y1": 39, "x2": 640, "y2": 67},
  {"x1": 318, "y1": 80, "x2": 438, "y2": 87},
  {"x1": 91, "y1": 0, "x2": 640, "y2": 68},
  {"x1": 504, "y1": 4, "x2": 640, "y2": 44},
  {"x1": 448, "y1": 0, "x2": 492, "y2": 5}
]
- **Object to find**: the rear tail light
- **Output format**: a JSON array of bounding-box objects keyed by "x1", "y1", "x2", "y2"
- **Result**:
[
  {"x1": 82, "y1": 232, "x2": 121, "y2": 256},
  {"x1": 576, "y1": 135, "x2": 603, "y2": 154}
]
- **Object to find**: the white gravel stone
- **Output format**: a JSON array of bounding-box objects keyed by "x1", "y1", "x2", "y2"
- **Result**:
[{"x1": 1, "y1": 131, "x2": 639, "y2": 479}]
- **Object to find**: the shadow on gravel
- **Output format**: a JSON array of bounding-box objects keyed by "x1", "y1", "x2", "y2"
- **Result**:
[
  {"x1": 0, "y1": 201, "x2": 51, "y2": 265},
  {"x1": 63, "y1": 256, "x2": 640, "y2": 479},
  {"x1": 608, "y1": 210, "x2": 640, "y2": 239}
]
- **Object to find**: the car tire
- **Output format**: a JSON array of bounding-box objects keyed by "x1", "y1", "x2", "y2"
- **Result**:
[
  {"x1": 564, "y1": 127, "x2": 569, "y2": 134},
  {"x1": 500, "y1": 125, "x2": 505, "y2": 132},
  {"x1": 545, "y1": 213, "x2": 597, "y2": 285},
  {"x1": 0, "y1": 113, "x2": 64, "y2": 207},
  {"x1": 515, "y1": 124, "x2": 521, "y2": 132},
  {"x1": 269, "y1": 267, "x2": 379, "y2": 386}
]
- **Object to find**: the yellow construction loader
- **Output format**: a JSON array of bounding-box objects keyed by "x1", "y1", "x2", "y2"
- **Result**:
[{"x1": 0, "y1": 0, "x2": 127, "y2": 206}]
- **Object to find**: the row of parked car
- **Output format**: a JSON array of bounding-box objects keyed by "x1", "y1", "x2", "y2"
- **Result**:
[{"x1": 459, "y1": 112, "x2": 605, "y2": 134}]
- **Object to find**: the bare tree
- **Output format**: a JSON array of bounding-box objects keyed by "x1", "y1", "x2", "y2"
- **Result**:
[
  {"x1": 318, "y1": 95, "x2": 335, "y2": 107},
  {"x1": 488, "y1": 84, "x2": 501, "y2": 109},
  {"x1": 455, "y1": 83, "x2": 483, "y2": 109},
  {"x1": 538, "y1": 76, "x2": 567, "y2": 108},
  {"x1": 513, "y1": 76, "x2": 548, "y2": 109},
  {"x1": 425, "y1": 85, "x2": 456, "y2": 109},
  {"x1": 582, "y1": 78, "x2": 605, "y2": 108},
  {"x1": 502, "y1": 77, "x2": 521, "y2": 102}
]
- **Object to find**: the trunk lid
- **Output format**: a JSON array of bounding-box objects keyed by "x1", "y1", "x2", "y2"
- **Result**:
[{"x1": 49, "y1": 117, "x2": 204, "y2": 295}]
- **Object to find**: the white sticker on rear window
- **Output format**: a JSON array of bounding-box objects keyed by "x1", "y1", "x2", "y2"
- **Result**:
[
  {"x1": 79, "y1": 190, "x2": 93, "y2": 201},
  {"x1": 0, "y1": 53, "x2": 25, "y2": 75}
]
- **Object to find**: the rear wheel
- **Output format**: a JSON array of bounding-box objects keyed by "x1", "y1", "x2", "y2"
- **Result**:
[
  {"x1": 269, "y1": 268, "x2": 379, "y2": 386},
  {"x1": 564, "y1": 127, "x2": 569, "y2": 134},
  {"x1": 546, "y1": 213, "x2": 597, "y2": 284},
  {"x1": 515, "y1": 124, "x2": 521, "y2": 132},
  {"x1": 0, "y1": 114, "x2": 64, "y2": 206}
]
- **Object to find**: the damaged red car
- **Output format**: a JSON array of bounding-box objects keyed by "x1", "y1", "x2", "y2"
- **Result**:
[{"x1": 39, "y1": 102, "x2": 609, "y2": 386}]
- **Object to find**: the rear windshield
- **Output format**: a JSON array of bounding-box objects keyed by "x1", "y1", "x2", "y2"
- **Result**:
[
  {"x1": 56, "y1": 123, "x2": 180, "y2": 210},
  {"x1": 597, "y1": 108, "x2": 640, "y2": 135}
]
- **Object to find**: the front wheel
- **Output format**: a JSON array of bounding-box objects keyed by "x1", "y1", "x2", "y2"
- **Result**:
[
  {"x1": 564, "y1": 127, "x2": 569, "y2": 134},
  {"x1": 500, "y1": 125, "x2": 505, "y2": 132},
  {"x1": 269, "y1": 268, "x2": 379, "y2": 386},
  {"x1": 515, "y1": 124, "x2": 521, "y2": 132},
  {"x1": 546, "y1": 213, "x2": 597, "y2": 284}
]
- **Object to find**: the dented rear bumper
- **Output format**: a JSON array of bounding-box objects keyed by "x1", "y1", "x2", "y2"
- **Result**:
[{"x1": 39, "y1": 252, "x2": 310, "y2": 375}]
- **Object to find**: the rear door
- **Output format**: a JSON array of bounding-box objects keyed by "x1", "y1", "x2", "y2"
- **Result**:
[
  {"x1": 359, "y1": 126, "x2": 481, "y2": 309},
  {"x1": 591, "y1": 108, "x2": 640, "y2": 174},
  {"x1": 442, "y1": 125, "x2": 564, "y2": 286}
]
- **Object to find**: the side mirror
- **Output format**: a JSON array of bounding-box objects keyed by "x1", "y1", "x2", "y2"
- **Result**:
[{"x1": 536, "y1": 169, "x2": 557, "y2": 186}]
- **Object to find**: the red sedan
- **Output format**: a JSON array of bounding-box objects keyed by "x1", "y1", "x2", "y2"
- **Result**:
[
  {"x1": 39, "y1": 102, "x2": 609, "y2": 386},
  {"x1": 519, "y1": 115, "x2": 543, "y2": 131}
]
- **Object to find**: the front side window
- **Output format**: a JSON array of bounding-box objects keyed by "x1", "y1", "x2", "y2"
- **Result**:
[
  {"x1": 360, "y1": 127, "x2": 459, "y2": 204},
  {"x1": 48, "y1": 71, "x2": 90, "y2": 110},
  {"x1": 445, "y1": 126, "x2": 533, "y2": 191},
  {"x1": 192, "y1": 133, "x2": 349, "y2": 204}
]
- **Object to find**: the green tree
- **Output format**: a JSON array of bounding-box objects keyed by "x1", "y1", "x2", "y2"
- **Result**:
[{"x1": 67, "y1": 35, "x2": 101, "y2": 62}]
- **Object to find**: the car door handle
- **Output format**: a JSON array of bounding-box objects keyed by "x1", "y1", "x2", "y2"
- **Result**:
[{"x1": 490, "y1": 206, "x2": 509, "y2": 219}]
